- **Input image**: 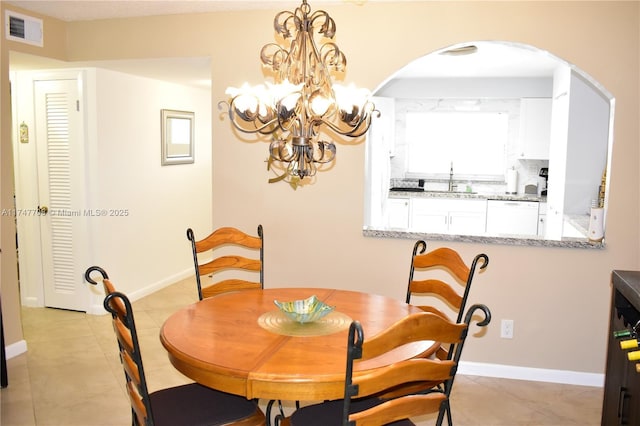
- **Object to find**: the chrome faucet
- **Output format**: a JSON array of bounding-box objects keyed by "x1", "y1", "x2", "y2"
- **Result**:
[{"x1": 448, "y1": 162, "x2": 454, "y2": 191}]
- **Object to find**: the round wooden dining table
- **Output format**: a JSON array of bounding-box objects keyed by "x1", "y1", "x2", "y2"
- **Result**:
[{"x1": 160, "y1": 287, "x2": 434, "y2": 401}]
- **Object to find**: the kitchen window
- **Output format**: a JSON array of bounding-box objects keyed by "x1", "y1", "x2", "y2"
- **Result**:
[{"x1": 406, "y1": 111, "x2": 508, "y2": 178}]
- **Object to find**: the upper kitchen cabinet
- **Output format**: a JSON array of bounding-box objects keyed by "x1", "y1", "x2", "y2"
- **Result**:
[
  {"x1": 372, "y1": 97, "x2": 396, "y2": 157},
  {"x1": 518, "y1": 98, "x2": 552, "y2": 159}
]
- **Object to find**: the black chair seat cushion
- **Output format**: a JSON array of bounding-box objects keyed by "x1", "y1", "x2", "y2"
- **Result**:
[
  {"x1": 288, "y1": 397, "x2": 415, "y2": 426},
  {"x1": 150, "y1": 383, "x2": 259, "y2": 426}
]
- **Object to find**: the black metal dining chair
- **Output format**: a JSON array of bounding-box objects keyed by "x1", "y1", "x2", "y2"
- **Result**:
[
  {"x1": 275, "y1": 305, "x2": 491, "y2": 426},
  {"x1": 406, "y1": 240, "x2": 489, "y2": 359},
  {"x1": 85, "y1": 266, "x2": 266, "y2": 426}
]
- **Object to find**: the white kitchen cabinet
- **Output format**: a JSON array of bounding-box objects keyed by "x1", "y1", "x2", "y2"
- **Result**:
[
  {"x1": 412, "y1": 199, "x2": 449, "y2": 233},
  {"x1": 537, "y1": 202, "x2": 547, "y2": 237},
  {"x1": 486, "y1": 200, "x2": 539, "y2": 236},
  {"x1": 412, "y1": 198, "x2": 487, "y2": 235},
  {"x1": 518, "y1": 98, "x2": 552, "y2": 159},
  {"x1": 386, "y1": 198, "x2": 410, "y2": 229},
  {"x1": 449, "y1": 205, "x2": 488, "y2": 235},
  {"x1": 372, "y1": 96, "x2": 396, "y2": 157}
]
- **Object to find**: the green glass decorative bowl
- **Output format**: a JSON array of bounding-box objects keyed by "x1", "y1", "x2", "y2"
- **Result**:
[{"x1": 274, "y1": 295, "x2": 335, "y2": 323}]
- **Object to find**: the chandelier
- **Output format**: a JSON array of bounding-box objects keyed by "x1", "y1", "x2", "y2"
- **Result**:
[{"x1": 220, "y1": 0, "x2": 377, "y2": 181}]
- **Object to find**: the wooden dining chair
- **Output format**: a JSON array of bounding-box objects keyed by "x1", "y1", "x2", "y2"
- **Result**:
[
  {"x1": 186, "y1": 225, "x2": 288, "y2": 424},
  {"x1": 275, "y1": 305, "x2": 491, "y2": 426},
  {"x1": 186, "y1": 225, "x2": 264, "y2": 300},
  {"x1": 406, "y1": 240, "x2": 489, "y2": 360},
  {"x1": 84, "y1": 266, "x2": 266, "y2": 426}
]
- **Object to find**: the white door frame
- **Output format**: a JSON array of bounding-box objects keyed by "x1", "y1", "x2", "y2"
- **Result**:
[{"x1": 11, "y1": 69, "x2": 91, "y2": 311}]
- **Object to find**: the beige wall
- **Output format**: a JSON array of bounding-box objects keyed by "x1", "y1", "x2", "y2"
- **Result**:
[
  {"x1": 2, "y1": 2, "x2": 638, "y2": 377},
  {"x1": 1, "y1": 4, "x2": 69, "y2": 349}
]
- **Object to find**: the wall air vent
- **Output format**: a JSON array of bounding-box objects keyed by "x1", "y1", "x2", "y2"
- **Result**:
[{"x1": 5, "y1": 10, "x2": 43, "y2": 47}]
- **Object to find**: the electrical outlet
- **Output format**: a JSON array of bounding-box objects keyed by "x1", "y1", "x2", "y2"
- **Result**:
[{"x1": 501, "y1": 319, "x2": 514, "y2": 339}]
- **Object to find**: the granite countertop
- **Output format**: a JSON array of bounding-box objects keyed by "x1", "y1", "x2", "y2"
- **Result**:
[
  {"x1": 368, "y1": 190, "x2": 603, "y2": 249},
  {"x1": 363, "y1": 227, "x2": 603, "y2": 249},
  {"x1": 388, "y1": 189, "x2": 545, "y2": 203}
]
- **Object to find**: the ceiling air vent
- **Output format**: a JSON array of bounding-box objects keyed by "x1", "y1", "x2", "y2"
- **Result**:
[{"x1": 5, "y1": 10, "x2": 43, "y2": 47}]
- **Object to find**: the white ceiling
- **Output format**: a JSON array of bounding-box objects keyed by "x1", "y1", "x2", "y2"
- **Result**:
[
  {"x1": 5, "y1": 1, "x2": 560, "y2": 87},
  {"x1": 3, "y1": 0, "x2": 379, "y2": 22},
  {"x1": 395, "y1": 41, "x2": 560, "y2": 79}
]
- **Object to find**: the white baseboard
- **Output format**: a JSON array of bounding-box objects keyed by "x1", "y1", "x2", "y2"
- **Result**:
[
  {"x1": 5, "y1": 339, "x2": 27, "y2": 359},
  {"x1": 21, "y1": 296, "x2": 40, "y2": 308},
  {"x1": 86, "y1": 303, "x2": 109, "y2": 316},
  {"x1": 128, "y1": 268, "x2": 193, "y2": 301},
  {"x1": 459, "y1": 360, "x2": 604, "y2": 387},
  {"x1": 85, "y1": 268, "x2": 194, "y2": 316}
]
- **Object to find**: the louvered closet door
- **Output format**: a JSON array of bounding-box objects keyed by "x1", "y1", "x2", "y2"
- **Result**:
[{"x1": 34, "y1": 79, "x2": 86, "y2": 311}]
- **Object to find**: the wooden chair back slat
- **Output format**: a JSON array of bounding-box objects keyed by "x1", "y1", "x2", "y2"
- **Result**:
[
  {"x1": 408, "y1": 278, "x2": 463, "y2": 310},
  {"x1": 121, "y1": 349, "x2": 141, "y2": 388},
  {"x1": 187, "y1": 225, "x2": 264, "y2": 300},
  {"x1": 406, "y1": 241, "x2": 488, "y2": 325},
  {"x1": 126, "y1": 380, "x2": 148, "y2": 426},
  {"x1": 412, "y1": 247, "x2": 470, "y2": 283},
  {"x1": 198, "y1": 256, "x2": 262, "y2": 275},
  {"x1": 349, "y1": 393, "x2": 447, "y2": 426},
  {"x1": 194, "y1": 227, "x2": 262, "y2": 251},
  {"x1": 360, "y1": 312, "x2": 466, "y2": 360},
  {"x1": 201, "y1": 280, "x2": 262, "y2": 298},
  {"x1": 103, "y1": 279, "x2": 127, "y2": 318},
  {"x1": 353, "y1": 358, "x2": 456, "y2": 397},
  {"x1": 112, "y1": 317, "x2": 134, "y2": 355}
]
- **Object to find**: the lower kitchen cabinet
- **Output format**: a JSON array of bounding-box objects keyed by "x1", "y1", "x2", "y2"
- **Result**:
[
  {"x1": 386, "y1": 198, "x2": 410, "y2": 229},
  {"x1": 411, "y1": 198, "x2": 487, "y2": 235},
  {"x1": 602, "y1": 271, "x2": 640, "y2": 425},
  {"x1": 537, "y1": 202, "x2": 547, "y2": 237},
  {"x1": 486, "y1": 200, "x2": 539, "y2": 236}
]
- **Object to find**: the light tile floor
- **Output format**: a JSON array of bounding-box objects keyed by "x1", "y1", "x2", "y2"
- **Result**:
[{"x1": 2, "y1": 277, "x2": 603, "y2": 425}]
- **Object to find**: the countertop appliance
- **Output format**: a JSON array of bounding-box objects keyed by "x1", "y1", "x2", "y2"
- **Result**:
[{"x1": 539, "y1": 167, "x2": 548, "y2": 196}]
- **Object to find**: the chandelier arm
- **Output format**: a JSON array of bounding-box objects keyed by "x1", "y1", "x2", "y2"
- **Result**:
[
  {"x1": 261, "y1": 43, "x2": 289, "y2": 71},
  {"x1": 221, "y1": 96, "x2": 287, "y2": 135},
  {"x1": 224, "y1": 108, "x2": 281, "y2": 135},
  {"x1": 229, "y1": 119, "x2": 281, "y2": 135},
  {"x1": 273, "y1": 10, "x2": 299, "y2": 39},
  {"x1": 313, "y1": 141, "x2": 336, "y2": 163},
  {"x1": 283, "y1": 144, "x2": 316, "y2": 178},
  {"x1": 339, "y1": 105, "x2": 381, "y2": 137},
  {"x1": 308, "y1": 9, "x2": 336, "y2": 39},
  {"x1": 275, "y1": 104, "x2": 302, "y2": 136},
  {"x1": 312, "y1": 115, "x2": 373, "y2": 138},
  {"x1": 320, "y1": 43, "x2": 346, "y2": 73},
  {"x1": 270, "y1": 140, "x2": 297, "y2": 163},
  {"x1": 301, "y1": 145, "x2": 318, "y2": 177}
]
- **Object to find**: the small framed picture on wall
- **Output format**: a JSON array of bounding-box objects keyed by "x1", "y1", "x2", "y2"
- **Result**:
[{"x1": 161, "y1": 109, "x2": 194, "y2": 165}]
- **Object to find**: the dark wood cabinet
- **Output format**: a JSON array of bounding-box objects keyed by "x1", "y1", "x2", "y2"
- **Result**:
[{"x1": 602, "y1": 271, "x2": 640, "y2": 425}]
